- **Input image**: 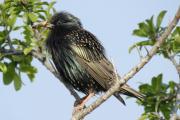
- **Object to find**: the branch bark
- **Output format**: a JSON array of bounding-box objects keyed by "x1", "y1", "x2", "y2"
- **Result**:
[
  {"x1": 0, "y1": 49, "x2": 23, "y2": 56},
  {"x1": 72, "y1": 6, "x2": 180, "y2": 120}
]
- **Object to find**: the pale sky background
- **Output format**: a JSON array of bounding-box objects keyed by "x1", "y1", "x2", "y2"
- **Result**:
[{"x1": 0, "y1": 0, "x2": 180, "y2": 120}]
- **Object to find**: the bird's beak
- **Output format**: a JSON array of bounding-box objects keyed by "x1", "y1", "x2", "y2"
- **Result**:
[{"x1": 32, "y1": 21, "x2": 54, "y2": 29}]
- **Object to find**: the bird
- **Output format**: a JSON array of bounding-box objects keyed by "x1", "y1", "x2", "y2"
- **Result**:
[{"x1": 45, "y1": 11, "x2": 144, "y2": 108}]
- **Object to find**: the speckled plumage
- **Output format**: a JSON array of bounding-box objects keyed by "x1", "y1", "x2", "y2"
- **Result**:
[{"x1": 46, "y1": 12, "x2": 144, "y2": 105}]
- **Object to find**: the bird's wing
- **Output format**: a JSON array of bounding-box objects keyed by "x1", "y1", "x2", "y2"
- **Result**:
[
  {"x1": 68, "y1": 29, "x2": 144, "y2": 103},
  {"x1": 67, "y1": 30, "x2": 116, "y2": 89}
]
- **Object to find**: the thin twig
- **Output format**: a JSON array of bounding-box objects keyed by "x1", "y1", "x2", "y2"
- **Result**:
[
  {"x1": 4, "y1": 26, "x2": 14, "y2": 50},
  {"x1": 168, "y1": 52, "x2": 180, "y2": 119},
  {"x1": 7, "y1": 35, "x2": 14, "y2": 50},
  {"x1": 135, "y1": 44, "x2": 143, "y2": 59},
  {"x1": 72, "y1": 6, "x2": 180, "y2": 120},
  {"x1": 144, "y1": 46, "x2": 150, "y2": 56},
  {"x1": 168, "y1": 53, "x2": 180, "y2": 79},
  {"x1": 0, "y1": 48, "x2": 23, "y2": 56}
]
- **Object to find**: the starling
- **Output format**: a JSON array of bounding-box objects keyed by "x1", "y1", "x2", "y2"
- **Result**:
[{"x1": 45, "y1": 12, "x2": 144, "y2": 106}]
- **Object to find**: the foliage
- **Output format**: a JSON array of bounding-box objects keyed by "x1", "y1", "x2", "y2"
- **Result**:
[
  {"x1": 130, "y1": 11, "x2": 180, "y2": 120},
  {"x1": 129, "y1": 11, "x2": 180, "y2": 58},
  {"x1": 129, "y1": 11, "x2": 167, "y2": 53},
  {"x1": 0, "y1": 0, "x2": 55, "y2": 90},
  {"x1": 138, "y1": 74, "x2": 177, "y2": 120}
]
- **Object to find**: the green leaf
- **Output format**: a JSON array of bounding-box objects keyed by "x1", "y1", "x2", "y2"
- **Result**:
[
  {"x1": 172, "y1": 26, "x2": 180, "y2": 36},
  {"x1": 156, "y1": 11, "x2": 167, "y2": 29},
  {"x1": 34, "y1": 10, "x2": 47, "y2": 13},
  {"x1": 19, "y1": 63, "x2": 37, "y2": 81},
  {"x1": 172, "y1": 35, "x2": 180, "y2": 53},
  {"x1": 144, "y1": 105, "x2": 156, "y2": 113},
  {"x1": 34, "y1": 1, "x2": 49, "y2": 6},
  {"x1": 138, "y1": 22, "x2": 150, "y2": 35},
  {"x1": 139, "y1": 84, "x2": 152, "y2": 94},
  {"x1": 46, "y1": 1, "x2": 56, "y2": 18},
  {"x1": 169, "y1": 81, "x2": 176, "y2": 89},
  {"x1": 13, "y1": 26, "x2": 22, "y2": 31},
  {"x1": 13, "y1": 71, "x2": 22, "y2": 91},
  {"x1": 160, "y1": 83, "x2": 168, "y2": 93},
  {"x1": 0, "y1": 31, "x2": 6, "y2": 44},
  {"x1": 23, "y1": 25, "x2": 33, "y2": 44},
  {"x1": 12, "y1": 55, "x2": 24, "y2": 62},
  {"x1": 169, "y1": 81, "x2": 176, "y2": 93},
  {"x1": 3, "y1": 63, "x2": 15, "y2": 85},
  {"x1": 146, "y1": 16, "x2": 156, "y2": 39},
  {"x1": 139, "y1": 114, "x2": 149, "y2": 120},
  {"x1": 27, "y1": 73, "x2": 35, "y2": 81},
  {"x1": 28, "y1": 13, "x2": 38, "y2": 22},
  {"x1": 146, "y1": 16, "x2": 154, "y2": 31},
  {"x1": 151, "y1": 74, "x2": 162, "y2": 93},
  {"x1": 23, "y1": 47, "x2": 33, "y2": 55},
  {"x1": 49, "y1": 1, "x2": 56, "y2": 10},
  {"x1": 37, "y1": 13, "x2": 46, "y2": 20},
  {"x1": 20, "y1": 63, "x2": 37, "y2": 73},
  {"x1": 175, "y1": 35, "x2": 180, "y2": 44},
  {"x1": 0, "y1": 62, "x2": 7, "y2": 73},
  {"x1": 7, "y1": 14, "x2": 17, "y2": 27},
  {"x1": 129, "y1": 40, "x2": 154, "y2": 53},
  {"x1": 133, "y1": 29, "x2": 148, "y2": 37},
  {"x1": 3, "y1": 71, "x2": 13, "y2": 85},
  {"x1": 160, "y1": 104, "x2": 171, "y2": 120}
]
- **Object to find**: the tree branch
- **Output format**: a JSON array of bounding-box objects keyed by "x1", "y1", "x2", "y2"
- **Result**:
[
  {"x1": 72, "y1": 6, "x2": 180, "y2": 120},
  {"x1": 0, "y1": 48, "x2": 23, "y2": 56},
  {"x1": 168, "y1": 53, "x2": 180, "y2": 79},
  {"x1": 168, "y1": 53, "x2": 180, "y2": 119}
]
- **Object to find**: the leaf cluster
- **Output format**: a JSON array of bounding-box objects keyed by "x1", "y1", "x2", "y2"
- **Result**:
[
  {"x1": 129, "y1": 11, "x2": 180, "y2": 58},
  {"x1": 129, "y1": 11, "x2": 180, "y2": 119},
  {"x1": 0, "y1": 0, "x2": 55, "y2": 90},
  {"x1": 138, "y1": 74, "x2": 177, "y2": 120}
]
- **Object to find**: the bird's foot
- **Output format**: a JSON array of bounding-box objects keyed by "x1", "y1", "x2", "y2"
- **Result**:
[
  {"x1": 72, "y1": 97, "x2": 86, "y2": 115},
  {"x1": 72, "y1": 92, "x2": 94, "y2": 114},
  {"x1": 73, "y1": 103, "x2": 85, "y2": 114}
]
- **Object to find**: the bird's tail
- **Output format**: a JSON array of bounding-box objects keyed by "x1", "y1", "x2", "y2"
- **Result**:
[
  {"x1": 113, "y1": 84, "x2": 144, "y2": 105},
  {"x1": 120, "y1": 84, "x2": 144, "y2": 101},
  {"x1": 113, "y1": 92, "x2": 126, "y2": 105},
  {"x1": 115, "y1": 75, "x2": 144, "y2": 102}
]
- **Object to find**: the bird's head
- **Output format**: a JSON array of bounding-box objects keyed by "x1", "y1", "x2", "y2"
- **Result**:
[
  {"x1": 50, "y1": 12, "x2": 82, "y2": 30},
  {"x1": 38, "y1": 12, "x2": 82, "y2": 32},
  {"x1": 33, "y1": 12, "x2": 82, "y2": 32}
]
